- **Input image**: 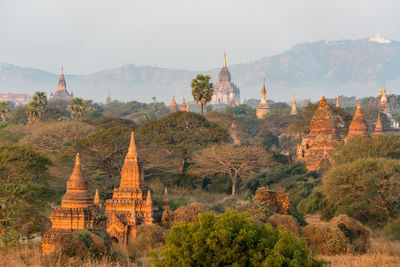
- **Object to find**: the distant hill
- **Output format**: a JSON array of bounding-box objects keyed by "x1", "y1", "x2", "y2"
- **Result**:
[{"x1": 1, "y1": 38, "x2": 400, "y2": 103}]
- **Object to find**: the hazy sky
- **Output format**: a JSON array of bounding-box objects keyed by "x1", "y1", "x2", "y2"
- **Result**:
[{"x1": 1, "y1": 0, "x2": 399, "y2": 74}]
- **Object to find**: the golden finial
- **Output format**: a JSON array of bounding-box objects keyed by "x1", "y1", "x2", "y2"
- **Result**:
[
  {"x1": 261, "y1": 78, "x2": 266, "y2": 96},
  {"x1": 127, "y1": 132, "x2": 138, "y2": 156},
  {"x1": 223, "y1": 52, "x2": 227, "y2": 67}
]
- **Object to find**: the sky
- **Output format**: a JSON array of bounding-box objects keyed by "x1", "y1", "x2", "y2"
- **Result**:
[{"x1": 0, "y1": 0, "x2": 399, "y2": 74}]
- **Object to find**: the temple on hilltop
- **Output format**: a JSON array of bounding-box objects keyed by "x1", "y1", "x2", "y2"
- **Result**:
[
  {"x1": 50, "y1": 67, "x2": 73, "y2": 102},
  {"x1": 180, "y1": 97, "x2": 188, "y2": 111},
  {"x1": 42, "y1": 154, "x2": 105, "y2": 255},
  {"x1": 290, "y1": 97, "x2": 297, "y2": 115},
  {"x1": 210, "y1": 53, "x2": 240, "y2": 106},
  {"x1": 256, "y1": 81, "x2": 269, "y2": 119},
  {"x1": 346, "y1": 102, "x2": 368, "y2": 141},
  {"x1": 169, "y1": 96, "x2": 179, "y2": 112},
  {"x1": 297, "y1": 96, "x2": 342, "y2": 171},
  {"x1": 105, "y1": 132, "x2": 165, "y2": 245}
]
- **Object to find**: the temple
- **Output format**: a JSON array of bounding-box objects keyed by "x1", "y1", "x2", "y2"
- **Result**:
[
  {"x1": 169, "y1": 96, "x2": 179, "y2": 112},
  {"x1": 256, "y1": 81, "x2": 269, "y2": 119},
  {"x1": 379, "y1": 85, "x2": 399, "y2": 129},
  {"x1": 0, "y1": 93, "x2": 33, "y2": 106},
  {"x1": 297, "y1": 96, "x2": 342, "y2": 170},
  {"x1": 42, "y1": 154, "x2": 104, "y2": 255},
  {"x1": 50, "y1": 67, "x2": 73, "y2": 102},
  {"x1": 373, "y1": 113, "x2": 384, "y2": 135},
  {"x1": 346, "y1": 102, "x2": 368, "y2": 141},
  {"x1": 210, "y1": 53, "x2": 240, "y2": 106},
  {"x1": 106, "y1": 91, "x2": 111, "y2": 104},
  {"x1": 104, "y1": 132, "x2": 163, "y2": 245},
  {"x1": 290, "y1": 97, "x2": 297, "y2": 115},
  {"x1": 180, "y1": 97, "x2": 188, "y2": 111}
]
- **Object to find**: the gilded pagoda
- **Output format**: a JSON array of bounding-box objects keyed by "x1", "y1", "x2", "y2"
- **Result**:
[{"x1": 50, "y1": 67, "x2": 74, "y2": 102}]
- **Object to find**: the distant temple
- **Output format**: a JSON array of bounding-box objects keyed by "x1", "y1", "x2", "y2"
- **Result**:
[
  {"x1": 104, "y1": 132, "x2": 165, "y2": 245},
  {"x1": 290, "y1": 97, "x2": 297, "y2": 115},
  {"x1": 378, "y1": 85, "x2": 399, "y2": 129},
  {"x1": 42, "y1": 154, "x2": 104, "y2": 255},
  {"x1": 106, "y1": 91, "x2": 111, "y2": 104},
  {"x1": 256, "y1": 81, "x2": 269, "y2": 119},
  {"x1": 0, "y1": 93, "x2": 33, "y2": 105},
  {"x1": 373, "y1": 113, "x2": 384, "y2": 135},
  {"x1": 297, "y1": 96, "x2": 342, "y2": 170},
  {"x1": 210, "y1": 53, "x2": 240, "y2": 106},
  {"x1": 180, "y1": 97, "x2": 188, "y2": 111},
  {"x1": 346, "y1": 102, "x2": 368, "y2": 141},
  {"x1": 169, "y1": 96, "x2": 179, "y2": 112},
  {"x1": 50, "y1": 67, "x2": 73, "y2": 102}
]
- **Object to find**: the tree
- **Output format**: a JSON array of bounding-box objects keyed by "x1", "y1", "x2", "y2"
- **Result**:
[
  {"x1": 191, "y1": 74, "x2": 213, "y2": 115},
  {"x1": 189, "y1": 144, "x2": 274, "y2": 195},
  {"x1": 26, "y1": 92, "x2": 48, "y2": 123},
  {"x1": 67, "y1": 97, "x2": 86, "y2": 120},
  {"x1": 152, "y1": 211, "x2": 323, "y2": 267},
  {"x1": 138, "y1": 112, "x2": 229, "y2": 177},
  {"x1": 0, "y1": 102, "x2": 10, "y2": 122},
  {"x1": 321, "y1": 158, "x2": 400, "y2": 224},
  {"x1": 0, "y1": 144, "x2": 53, "y2": 245}
]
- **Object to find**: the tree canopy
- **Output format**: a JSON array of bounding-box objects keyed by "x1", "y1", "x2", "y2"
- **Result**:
[{"x1": 191, "y1": 74, "x2": 213, "y2": 115}]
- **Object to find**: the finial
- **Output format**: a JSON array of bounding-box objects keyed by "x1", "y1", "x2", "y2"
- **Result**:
[
  {"x1": 94, "y1": 189, "x2": 100, "y2": 205},
  {"x1": 128, "y1": 132, "x2": 138, "y2": 156},
  {"x1": 357, "y1": 102, "x2": 361, "y2": 109},
  {"x1": 146, "y1": 190, "x2": 152, "y2": 205},
  {"x1": 75, "y1": 153, "x2": 80, "y2": 165},
  {"x1": 223, "y1": 51, "x2": 227, "y2": 67}
]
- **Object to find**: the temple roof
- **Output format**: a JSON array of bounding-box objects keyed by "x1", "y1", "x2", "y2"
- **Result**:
[
  {"x1": 218, "y1": 53, "x2": 231, "y2": 82},
  {"x1": 169, "y1": 96, "x2": 178, "y2": 112},
  {"x1": 309, "y1": 96, "x2": 338, "y2": 136},
  {"x1": 119, "y1": 132, "x2": 143, "y2": 189},
  {"x1": 61, "y1": 153, "x2": 93, "y2": 208},
  {"x1": 58, "y1": 66, "x2": 66, "y2": 91},
  {"x1": 347, "y1": 102, "x2": 368, "y2": 140},
  {"x1": 373, "y1": 113, "x2": 384, "y2": 135}
]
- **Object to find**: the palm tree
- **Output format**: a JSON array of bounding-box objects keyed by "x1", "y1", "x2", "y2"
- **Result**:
[
  {"x1": 26, "y1": 101, "x2": 41, "y2": 123},
  {"x1": 67, "y1": 97, "x2": 86, "y2": 120},
  {"x1": 191, "y1": 74, "x2": 213, "y2": 115},
  {"x1": 0, "y1": 102, "x2": 10, "y2": 122}
]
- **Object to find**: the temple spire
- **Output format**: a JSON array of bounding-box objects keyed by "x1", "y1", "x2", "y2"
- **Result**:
[
  {"x1": 94, "y1": 189, "x2": 101, "y2": 206},
  {"x1": 223, "y1": 52, "x2": 227, "y2": 67},
  {"x1": 290, "y1": 97, "x2": 297, "y2": 115},
  {"x1": 336, "y1": 96, "x2": 339, "y2": 107},
  {"x1": 373, "y1": 113, "x2": 384, "y2": 135},
  {"x1": 346, "y1": 102, "x2": 368, "y2": 141},
  {"x1": 127, "y1": 132, "x2": 138, "y2": 156}
]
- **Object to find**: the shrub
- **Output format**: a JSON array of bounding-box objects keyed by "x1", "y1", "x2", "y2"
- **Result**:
[
  {"x1": 129, "y1": 224, "x2": 165, "y2": 257},
  {"x1": 269, "y1": 214, "x2": 300, "y2": 236},
  {"x1": 330, "y1": 214, "x2": 371, "y2": 253},
  {"x1": 161, "y1": 203, "x2": 204, "y2": 228},
  {"x1": 152, "y1": 211, "x2": 325, "y2": 267},
  {"x1": 382, "y1": 216, "x2": 400, "y2": 241},
  {"x1": 302, "y1": 224, "x2": 350, "y2": 255}
]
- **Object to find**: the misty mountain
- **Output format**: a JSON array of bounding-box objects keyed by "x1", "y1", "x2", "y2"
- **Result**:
[{"x1": 1, "y1": 38, "x2": 400, "y2": 103}]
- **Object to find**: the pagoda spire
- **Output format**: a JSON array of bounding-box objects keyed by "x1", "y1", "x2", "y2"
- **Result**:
[
  {"x1": 373, "y1": 113, "x2": 384, "y2": 135},
  {"x1": 169, "y1": 96, "x2": 178, "y2": 112},
  {"x1": 336, "y1": 96, "x2": 339, "y2": 107},
  {"x1": 127, "y1": 132, "x2": 138, "y2": 156},
  {"x1": 223, "y1": 52, "x2": 227, "y2": 67},
  {"x1": 346, "y1": 102, "x2": 368, "y2": 140},
  {"x1": 61, "y1": 153, "x2": 93, "y2": 208},
  {"x1": 119, "y1": 132, "x2": 143, "y2": 189},
  {"x1": 180, "y1": 97, "x2": 187, "y2": 111},
  {"x1": 290, "y1": 97, "x2": 297, "y2": 115},
  {"x1": 94, "y1": 189, "x2": 101, "y2": 206}
]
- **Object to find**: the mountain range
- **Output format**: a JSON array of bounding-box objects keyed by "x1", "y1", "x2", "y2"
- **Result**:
[{"x1": 1, "y1": 38, "x2": 400, "y2": 104}]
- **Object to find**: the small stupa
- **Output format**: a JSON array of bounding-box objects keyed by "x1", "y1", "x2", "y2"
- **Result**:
[
  {"x1": 169, "y1": 96, "x2": 179, "y2": 112},
  {"x1": 290, "y1": 97, "x2": 297, "y2": 115},
  {"x1": 180, "y1": 97, "x2": 188, "y2": 111},
  {"x1": 373, "y1": 113, "x2": 384, "y2": 135},
  {"x1": 346, "y1": 102, "x2": 368, "y2": 141},
  {"x1": 256, "y1": 81, "x2": 269, "y2": 119}
]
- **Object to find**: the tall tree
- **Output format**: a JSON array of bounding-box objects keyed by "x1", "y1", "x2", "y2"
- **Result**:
[
  {"x1": 191, "y1": 74, "x2": 213, "y2": 115},
  {"x1": 67, "y1": 97, "x2": 86, "y2": 120},
  {"x1": 0, "y1": 102, "x2": 10, "y2": 122},
  {"x1": 189, "y1": 143, "x2": 274, "y2": 195},
  {"x1": 138, "y1": 112, "x2": 229, "y2": 177},
  {"x1": 26, "y1": 92, "x2": 47, "y2": 123}
]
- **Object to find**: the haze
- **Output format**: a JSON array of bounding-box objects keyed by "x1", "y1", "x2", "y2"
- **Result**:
[{"x1": 0, "y1": 0, "x2": 399, "y2": 74}]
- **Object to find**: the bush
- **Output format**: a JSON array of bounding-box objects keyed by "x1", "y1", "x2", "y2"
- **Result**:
[
  {"x1": 302, "y1": 224, "x2": 350, "y2": 255},
  {"x1": 330, "y1": 214, "x2": 371, "y2": 253},
  {"x1": 161, "y1": 203, "x2": 204, "y2": 228},
  {"x1": 269, "y1": 214, "x2": 300, "y2": 236},
  {"x1": 129, "y1": 224, "x2": 165, "y2": 257},
  {"x1": 153, "y1": 211, "x2": 325, "y2": 267}
]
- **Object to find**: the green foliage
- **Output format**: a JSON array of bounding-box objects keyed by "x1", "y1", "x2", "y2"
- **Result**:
[
  {"x1": 26, "y1": 92, "x2": 48, "y2": 123},
  {"x1": 152, "y1": 211, "x2": 324, "y2": 267},
  {"x1": 67, "y1": 97, "x2": 86, "y2": 120},
  {"x1": 321, "y1": 158, "x2": 400, "y2": 224},
  {"x1": 0, "y1": 102, "x2": 11, "y2": 121},
  {"x1": 225, "y1": 104, "x2": 256, "y2": 116},
  {"x1": 0, "y1": 144, "x2": 53, "y2": 245},
  {"x1": 191, "y1": 74, "x2": 213, "y2": 115},
  {"x1": 138, "y1": 111, "x2": 229, "y2": 176},
  {"x1": 382, "y1": 216, "x2": 400, "y2": 241}
]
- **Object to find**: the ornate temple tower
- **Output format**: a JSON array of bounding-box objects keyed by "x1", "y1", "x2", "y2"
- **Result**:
[
  {"x1": 210, "y1": 53, "x2": 240, "y2": 106},
  {"x1": 105, "y1": 132, "x2": 162, "y2": 245},
  {"x1": 256, "y1": 81, "x2": 269, "y2": 119},
  {"x1": 297, "y1": 96, "x2": 342, "y2": 170},
  {"x1": 50, "y1": 67, "x2": 73, "y2": 102},
  {"x1": 346, "y1": 102, "x2": 368, "y2": 141},
  {"x1": 180, "y1": 97, "x2": 188, "y2": 111},
  {"x1": 373, "y1": 113, "x2": 384, "y2": 135},
  {"x1": 42, "y1": 154, "x2": 103, "y2": 255},
  {"x1": 169, "y1": 96, "x2": 179, "y2": 112},
  {"x1": 106, "y1": 91, "x2": 111, "y2": 104},
  {"x1": 290, "y1": 97, "x2": 297, "y2": 115},
  {"x1": 378, "y1": 85, "x2": 399, "y2": 129}
]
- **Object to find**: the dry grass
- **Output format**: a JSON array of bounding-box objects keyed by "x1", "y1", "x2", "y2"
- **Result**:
[
  {"x1": 0, "y1": 243, "x2": 138, "y2": 267},
  {"x1": 321, "y1": 238, "x2": 400, "y2": 267}
]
